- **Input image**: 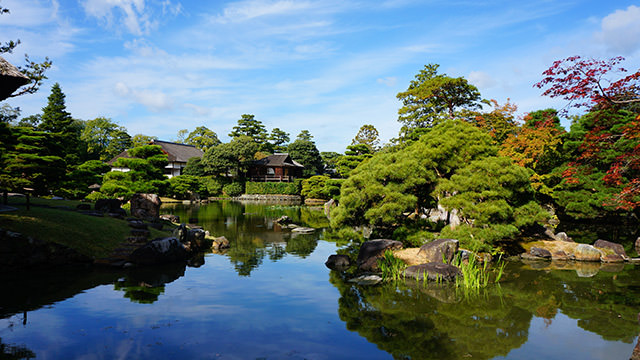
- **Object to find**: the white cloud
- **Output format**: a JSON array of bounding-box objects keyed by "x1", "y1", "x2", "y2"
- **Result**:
[
  {"x1": 213, "y1": 0, "x2": 315, "y2": 23},
  {"x1": 377, "y1": 77, "x2": 397, "y2": 87},
  {"x1": 595, "y1": 5, "x2": 640, "y2": 55},
  {"x1": 114, "y1": 82, "x2": 174, "y2": 112},
  {"x1": 80, "y1": 0, "x2": 157, "y2": 36},
  {"x1": 468, "y1": 70, "x2": 497, "y2": 89}
]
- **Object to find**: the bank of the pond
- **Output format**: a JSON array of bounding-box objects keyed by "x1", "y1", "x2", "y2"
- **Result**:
[{"x1": 0, "y1": 196, "x2": 172, "y2": 268}]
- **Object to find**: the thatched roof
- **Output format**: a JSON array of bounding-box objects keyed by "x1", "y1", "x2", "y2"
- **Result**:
[
  {"x1": 0, "y1": 56, "x2": 29, "y2": 101},
  {"x1": 107, "y1": 140, "x2": 204, "y2": 165},
  {"x1": 253, "y1": 153, "x2": 304, "y2": 168}
]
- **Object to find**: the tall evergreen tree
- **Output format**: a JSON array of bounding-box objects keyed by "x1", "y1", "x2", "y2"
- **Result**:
[{"x1": 39, "y1": 83, "x2": 73, "y2": 133}]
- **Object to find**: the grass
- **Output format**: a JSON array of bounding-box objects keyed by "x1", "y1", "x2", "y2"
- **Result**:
[
  {"x1": 1, "y1": 196, "x2": 169, "y2": 258},
  {"x1": 378, "y1": 250, "x2": 407, "y2": 281},
  {"x1": 452, "y1": 253, "x2": 506, "y2": 293}
]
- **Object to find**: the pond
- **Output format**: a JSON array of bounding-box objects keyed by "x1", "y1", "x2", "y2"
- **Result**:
[{"x1": 1, "y1": 201, "x2": 639, "y2": 359}]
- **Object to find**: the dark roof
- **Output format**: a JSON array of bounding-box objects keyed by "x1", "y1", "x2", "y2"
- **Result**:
[
  {"x1": 254, "y1": 153, "x2": 304, "y2": 168},
  {"x1": 107, "y1": 140, "x2": 204, "y2": 165},
  {"x1": 0, "y1": 56, "x2": 29, "y2": 101},
  {"x1": 151, "y1": 140, "x2": 204, "y2": 162}
]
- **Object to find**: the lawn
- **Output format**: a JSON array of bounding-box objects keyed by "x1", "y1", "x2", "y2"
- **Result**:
[{"x1": 0, "y1": 196, "x2": 169, "y2": 258}]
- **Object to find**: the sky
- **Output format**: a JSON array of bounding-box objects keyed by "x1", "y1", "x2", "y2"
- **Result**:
[{"x1": 1, "y1": 0, "x2": 640, "y2": 152}]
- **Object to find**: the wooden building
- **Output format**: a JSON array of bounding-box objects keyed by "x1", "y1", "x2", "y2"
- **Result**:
[
  {"x1": 248, "y1": 153, "x2": 304, "y2": 182},
  {"x1": 108, "y1": 140, "x2": 204, "y2": 178}
]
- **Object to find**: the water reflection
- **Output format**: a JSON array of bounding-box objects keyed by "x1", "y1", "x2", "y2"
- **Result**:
[
  {"x1": 161, "y1": 201, "x2": 328, "y2": 276},
  {"x1": 113, "y1": 263, "x2": 187, "y2": 304},
  {"x1": 330, "y1": 262, "x2": 640, "y2": 359}
]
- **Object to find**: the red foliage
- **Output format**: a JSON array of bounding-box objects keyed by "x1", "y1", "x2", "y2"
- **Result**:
[
  {"x1": 535, "y1": 56, "x2": 640, "y2": 113},
  {"x1": 537, "y1": 57, "x2": 640, "y2": 211}
]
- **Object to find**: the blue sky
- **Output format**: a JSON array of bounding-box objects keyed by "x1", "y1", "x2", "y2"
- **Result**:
[{"x1": 1, "y1": 0, "x2": 639, "y2": 152}]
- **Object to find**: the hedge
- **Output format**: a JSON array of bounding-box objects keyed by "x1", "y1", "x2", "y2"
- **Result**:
[{"x1": 245, "y1": 181, "x2": 300, "y2": 195}]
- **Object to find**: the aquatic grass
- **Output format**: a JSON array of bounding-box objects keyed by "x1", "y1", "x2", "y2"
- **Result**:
[
  {"x1": 452, "y1": 253, "x2": 506, "y2": 294},
  {"x1": 378, "y1": 250, "x2": 407, "y2": 282}
]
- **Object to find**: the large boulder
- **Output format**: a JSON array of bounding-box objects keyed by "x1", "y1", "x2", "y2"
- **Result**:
[
  {"x1": 356, "y1": 239, "x2": 403, "y2": 272},
  {"x1": 593, "y1": 239, "x2": 628, "y2": 259},
  {"x1": 405, "y1": 263, "x2": 462, "y2": 282},
  {"x1": 530, "y1": 247, "x2": 552, "y2": 259},
  {"x1": 95, "y1": 198, "x2": 122, "y2": 213},
  {"x1": 574, "y1": 244, "x2": 603, "y2": 262},
  {"x1": 159, "y1": 214, "x2": 180, "y2": 223},
  {"x1": 417, "y1": 239, "x2": 459, "y2": 264},
  {"x1": 129, "y1": 237, "x2": 189, "y2": 265},
  {"x1": 211, "y1": 236, "x2": 230, "y2": 251},
  {"x1": 325, "y1": 254, "x2": 351, "y2": 271},
  {"x1": 554, "y1": 232, "x2": 573, "y2": 242},
  {"x1": 130, "y1": 193, "x2": 161, "y2": 220}
]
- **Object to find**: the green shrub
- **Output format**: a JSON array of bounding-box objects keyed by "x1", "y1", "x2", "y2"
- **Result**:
[
  {"x1": 201, "y1": 176, "x2": 224, "y2": 196},
  {"x1": 85, "y1": 191, "x2": 111, "y2": 202},
  {"x1": 168, "y1": 175, "x2": 200, "y2": 200},
  {"x1": 245, "y1": 181, "x2": 299, "y2": 195},
  {"x1": 301, "y1": 175, "x2": 330, "y2": 199},
  {"x1": 223, "y1": 182, "x2": 244, "y2": 197}
]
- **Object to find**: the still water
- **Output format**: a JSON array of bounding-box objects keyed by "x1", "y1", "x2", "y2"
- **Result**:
[{"x1": 1, "y1": 201, "x2": 639, "y2": 359}]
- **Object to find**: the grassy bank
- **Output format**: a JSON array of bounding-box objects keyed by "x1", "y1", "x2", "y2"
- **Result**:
[{"x1": 0, "y1": 196, "x2": 167, "y2": 259}]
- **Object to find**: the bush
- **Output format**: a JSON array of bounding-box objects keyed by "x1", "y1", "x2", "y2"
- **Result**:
[
  {"x1": 245, "y1": 181, "x2": 300, "y2": 195},
  {"x1": 168, "y1": 175, "x2": 200, "y2": 200},
  {"x1": 201, "y1": 176, "x2": 224, "y2": 196},
  {"x1": 85, "y1": 191, "x2": 111, "y2": 202},
  {"x1": 223, "y1": 182, "x2": 244, "y2": 197}
]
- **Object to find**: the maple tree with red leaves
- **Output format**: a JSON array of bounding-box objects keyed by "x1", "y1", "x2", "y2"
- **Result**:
[{"x1": 536, "y1": 56, "x2": 640, "y2": 214}]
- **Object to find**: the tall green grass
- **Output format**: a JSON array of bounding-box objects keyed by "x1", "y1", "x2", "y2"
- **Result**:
[
  {"x1": 452, "y1": 253, "x2": 506, "y2": 293},
  {"x1": 378, "y1": 250, "x2": 407, "y2": 282}
]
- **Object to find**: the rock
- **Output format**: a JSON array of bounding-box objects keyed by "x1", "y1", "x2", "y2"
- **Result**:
[
  {"x1": 129, "y1": 237, "x2": 189, "y2": 265},
  {"x1": 291, "y1": 227, "x2": 315, "y2": 233},
  {"x1": 601, "y1": 254, "x2": 624, "y2": 263},
  {"x1": 159, "y1": 214, "x2": 180, "y2": 223},
  {"x1": 593, "y1": 239, "x2": 628, "y2": 259},
  {"x1": 188, "y1": 229, "x2": 207, "y2": 250},
  {"x1": 173, "y1": 224, "x2": 189, "y2": 243},
  {"x1": 76, "y1": 203, "x2": 91, "y2": 211},
  {"x1": 543, "y1": 228, "x2": 557, "y2": 240},
  {"x1": 324, "y1": 199, "x2": 336, "y2": 219},
  {"x1": 107, "y1": 208, "x2": 126, "y2": 219},
  {"x1": 130, "y1": 193, "x2": 161, "y2": 220},
  {"x1": 325, "y1": 254, "x2": 351, "y2": 270},
  {"x1": 356, "y1": 239, "x2": 403, "y2": 272},
  {"x1": 405, "y1": 263, "x2": 462, "y2": 282},
  {"x1": 95, "y1": 198, "x2": 122, "y2": 213},
  {"x1": 348, "y1": 275, "x2": 382, "y2": 286},
  {"x1": 530, "y1": 247, "x2": 552, "y2": 259},
  {"x1": 574, "y1": 244, "x2": 603, "y2": 262},
  {"x1": 417, "y1": 239, "x2": 459, "y2": 264},
  {"x1": 521, "y1": 253, "x2": 550, "y2": 261},
  {"x1": 554, "y1": 232, "x2": 573, "y2": 242},
  {"x1": 128, "y1": 220, "x2": 148, "y2": 230},
  {"x1": 275, "y1": 215, "x2": 291, "y2": 225},
  {"x1": 551, "y1": 250, "x2": 570, "y2": 261},
  {"x1": 211, "y1": 236, "x2": 230, "y2": 250}
]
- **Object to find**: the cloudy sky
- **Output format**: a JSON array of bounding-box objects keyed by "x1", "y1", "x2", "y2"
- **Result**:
[{"x1": 1, "y1": 0, "x2": 639, "y2": 152}]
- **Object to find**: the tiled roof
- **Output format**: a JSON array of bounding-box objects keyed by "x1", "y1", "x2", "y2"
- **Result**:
[
  {"x1": 254, "y1": 153, "x2": 304, "y2": 168},
  {"x1": 107, "y1": 140, "x2": 204, "y2": 165}
]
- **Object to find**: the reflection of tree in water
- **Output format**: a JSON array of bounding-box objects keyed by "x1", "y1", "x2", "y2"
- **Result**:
[
  {"x1": 0, "y1": 338, "x2": 35, "y2": 360},
  {"x1": 113, "y1": 263, "x2": 186, "y2": 304},
  {"x1": 163, "y1": 201, "x2": 326, "y2": 275},
  {"x1": 285, "y1": 233, "x2": 318, "y2": 258},
  {"x1": 329, "y1": 264, "x2": 640, "y2": 359}
]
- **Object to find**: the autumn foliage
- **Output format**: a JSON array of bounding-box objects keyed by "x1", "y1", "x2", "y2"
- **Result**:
[{"x1": 537, "y1": 56, "x2": 639, "y2": 212}]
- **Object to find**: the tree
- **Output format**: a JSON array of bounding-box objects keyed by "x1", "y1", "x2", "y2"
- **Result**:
[
  {"x1": 331, "y1": 120, "x2": 497, "y2": 234},
  {"x1": 0, "y1": 103, "x2": 20, "y2": 123},
  {"x1": 175, "y1": 129, "x2": 188, "y2": 143},
  {"x1": 131, "y1": 134, "x2": 158, "y2": 148},
  {"x1": 335, "y1": 144, "x2": 373, "y2": 178},
  {"x1": 39, "y1": 83, "x2": 72, "y2": 133},
  {"x1": 287, "y1": 138, "x2": 323, "y2": 177},
  {"x1": 536, "y1": 56, "x2": 640, "y2": 215},
  {"x1": 437, "y1": 157, "x2": 548, "y2": 251},
  {"x1": 467, "y1": 99, "x2": 519, "y2": 144},
  {"x1": 201, "y1": 136, "x2": 259, "y2": 179},
  {"x1": 535, "y1": 56, "x2": 639, "y2": 113},
  {"x1": 296, "y1": 130, "x2": 314, "y2": 142},
  {"x1": 184, "y1": 126, "x2": 221, "y2": 151},
  {"x1": 229, "y1": 114, "x2": 267, "y2": 142},
  {"x1": 351, "y1": 124, "x2": 381, "y2": 152},
  {"x1": 320, "y1": 151, "x2": 342, "y2": 172},
  {"x1": 99, "y1": 145, "x2": 169, "y2": 198},
  {"x1": 396, "y1": 64, "x2": 484, "y2": 138},
  {"x1": 81, "y1": 117, "x2": 131, "y2": 161},
  {"x1": 1, "y1": 6, "x2": 51, "y2": 99},
  {"x1": 269, "y1": 127, "x2": 290, "y2": 153}
]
